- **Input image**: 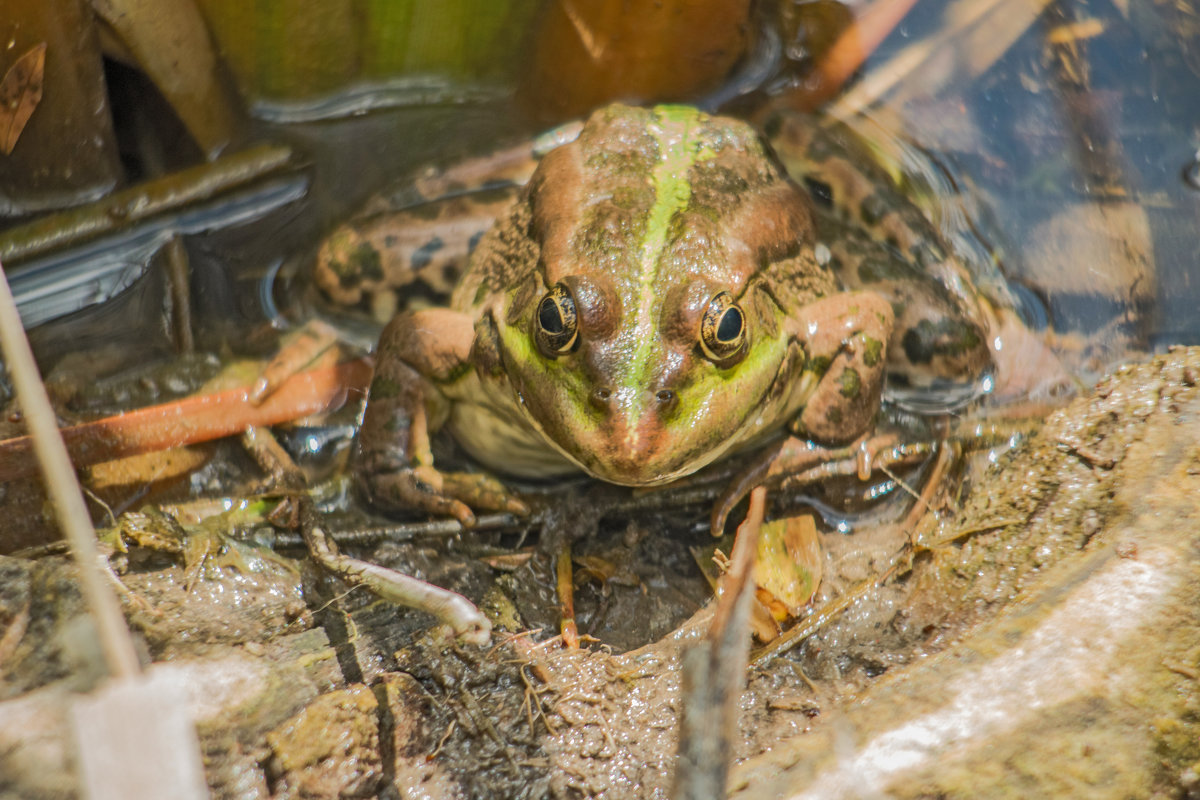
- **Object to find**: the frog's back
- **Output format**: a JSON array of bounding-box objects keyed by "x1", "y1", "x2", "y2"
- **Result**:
[{"x1": 453, "y1": 104, "x2": 838, "y2": 316}]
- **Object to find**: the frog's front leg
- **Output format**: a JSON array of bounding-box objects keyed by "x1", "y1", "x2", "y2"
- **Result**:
[
  {"x1": 709, "y1": 291, "x2": 893, "y2": 537},
  {"x1": 354, "y1": 308, "x2": 528, "y2": 525},
  {"x1": 792, "y1": 291, "x2": 894, "y2": 442}
]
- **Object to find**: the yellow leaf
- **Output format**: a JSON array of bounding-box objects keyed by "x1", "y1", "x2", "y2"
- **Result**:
[
  {"x1": 0, "y1": 43, "x2": 47, "y2": 156},
  {"x1": 753, "y1": 514, "x2": 824, "y2": 620}
]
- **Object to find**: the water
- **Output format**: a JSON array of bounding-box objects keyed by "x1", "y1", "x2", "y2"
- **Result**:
[
  {"x1": 11, "y1": 1, "x2": 1200, "y2": 400},
  {"x1": 854, "y1": 1, "x2": 1200, "y2": 376}
]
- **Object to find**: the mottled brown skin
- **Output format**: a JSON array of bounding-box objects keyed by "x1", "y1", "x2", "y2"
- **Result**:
[
  {"x1": 315, "y1": 116, "x2": 992, "y2": 414},
  {"x1": 315, "y1": 192, "x2": 518, "y2": 321},
  {"x1": 765, "y1": 112, "x2": 993, "y2": 392},
  {"x1": 354, "y1": 105, "x2": 895, "y2": 523}
]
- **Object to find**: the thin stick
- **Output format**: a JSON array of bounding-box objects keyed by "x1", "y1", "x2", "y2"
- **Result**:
[
  {"x1": 673, "y1": 487, "x2": 765, "y2": 800},
  {"x1": 0, "y1": 144, "x2": 293, "y2": 263},
  {"x1": 557, "y1": 541, "x2": 579, "y2": 649},
  {"x1": 0, "y1": 259, "x2": 141, "y2": 679},
  {"x1": 811, "y1": 0, "x2": 922, "y2": 108}
]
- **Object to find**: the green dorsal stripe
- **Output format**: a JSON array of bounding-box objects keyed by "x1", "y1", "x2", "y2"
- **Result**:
[{"x1": 623, "y1": 107, "x2": 718, "y2": 442}]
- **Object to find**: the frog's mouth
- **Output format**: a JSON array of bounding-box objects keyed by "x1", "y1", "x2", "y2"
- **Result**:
[{"x1": 511, "y1": 381, "x2": 753, "y2": 487}]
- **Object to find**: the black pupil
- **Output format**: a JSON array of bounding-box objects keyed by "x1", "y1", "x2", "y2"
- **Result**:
[
  {"x1": 716, "y1": 307, "x2": 743, "y2": 343},
  {"x1": 539, "y1": 297, "x2": 565, "y2": 334},
  {"x1": 803, "y1": 177, "x2": 834, "y2": 209}
]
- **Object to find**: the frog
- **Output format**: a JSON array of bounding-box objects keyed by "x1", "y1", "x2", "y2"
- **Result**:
[{"x1": 348, "y1": 103, "x2": 992, "y2": 525}]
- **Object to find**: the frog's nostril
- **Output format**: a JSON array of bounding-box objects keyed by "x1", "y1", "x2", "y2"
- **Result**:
[
  {"x1": 591, "y1": 386, "x2": 613, "y2": 411},
  {"x1": 655, "y1": 388, "x2": 678, "y2": 414}
]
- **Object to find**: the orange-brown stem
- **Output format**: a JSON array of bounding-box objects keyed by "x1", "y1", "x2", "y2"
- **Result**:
[{"x1": 0, "y1": 358, "x2": 372, "y2": 482}]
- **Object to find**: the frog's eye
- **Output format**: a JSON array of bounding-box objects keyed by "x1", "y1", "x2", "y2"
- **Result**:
[
  {"x1": 699, "y1": 291, "x2": 747, "y2": 364},
  {"x1": 534, "y1": 283, "x2": 579, "y2": 356}
]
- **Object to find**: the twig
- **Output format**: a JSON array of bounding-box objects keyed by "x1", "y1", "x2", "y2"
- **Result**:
[
  {"x1": 803, "y1": 0, "x2": 923, "y2": 110},
  {"x1": 556, "y1": 541, "x2": 579, "y2": 648},
  {"x1": 163, "y1": 238, "x2": 194, "y2": 353},
  {"x1": 427, "y1": 720, "x2": 456, "y2": 761},
  {"x1": 673, "y1": 487, "x2": 765, "y2": 800},
  {"x1": 0, "y1": 144, "x2": 293, "y2": 263},
  {"x1": 299, "y1": 501, "x2": 491, "y2": 645},
  {"x1": 0, "y1": 258, "x2": 140, "y2": 678}
]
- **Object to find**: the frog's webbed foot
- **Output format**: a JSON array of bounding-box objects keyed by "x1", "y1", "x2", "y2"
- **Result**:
[
  {"x1": 363, "y1": 464, "x2": 529, "y2": 527},
  {"x1": 710, "y1": 432, "x2": 905, "y2": 536},
  {"x1": 353, "y1": 308, "x2": 528, "y2": 526}
]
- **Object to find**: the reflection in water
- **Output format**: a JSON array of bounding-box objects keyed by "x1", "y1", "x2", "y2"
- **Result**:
[
  {"x1": 13, "y1": 2, "x2": 1200, "y2": 397},
  {"x1": 9, "y1": 176, "x2": 307, "y2": 328}
]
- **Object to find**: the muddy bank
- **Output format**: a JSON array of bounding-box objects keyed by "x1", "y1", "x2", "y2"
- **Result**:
[{"x1": 2, "y1": 348, "x2": 1199, "y2": 798}]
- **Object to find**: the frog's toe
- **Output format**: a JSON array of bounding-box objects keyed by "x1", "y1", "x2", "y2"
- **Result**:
[
  {"x1": 364, "y1": 466, "x2": 527, "y2": 526},
  {"x1": 439, "y1": 472, "x2": 531, "y2": 517},
  {"x1": 365, "y1": 467, "x2": 478, "y2": 526}
]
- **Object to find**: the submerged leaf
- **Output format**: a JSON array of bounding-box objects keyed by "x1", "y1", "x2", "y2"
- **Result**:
[
  {"x1": 0, "y1": 43, "x2": 47, "y2": 155},
  {"x1": 754, "y1": 513, "x2": 823, "y2": 621}
]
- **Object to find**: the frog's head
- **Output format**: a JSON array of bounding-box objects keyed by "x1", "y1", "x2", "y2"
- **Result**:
[
  {"x1": 479, "y1": 105, "x2": 827, "y2": 486},
  {"x1": 489, "y1": 275, "x2": 809, "y2": 486}
]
